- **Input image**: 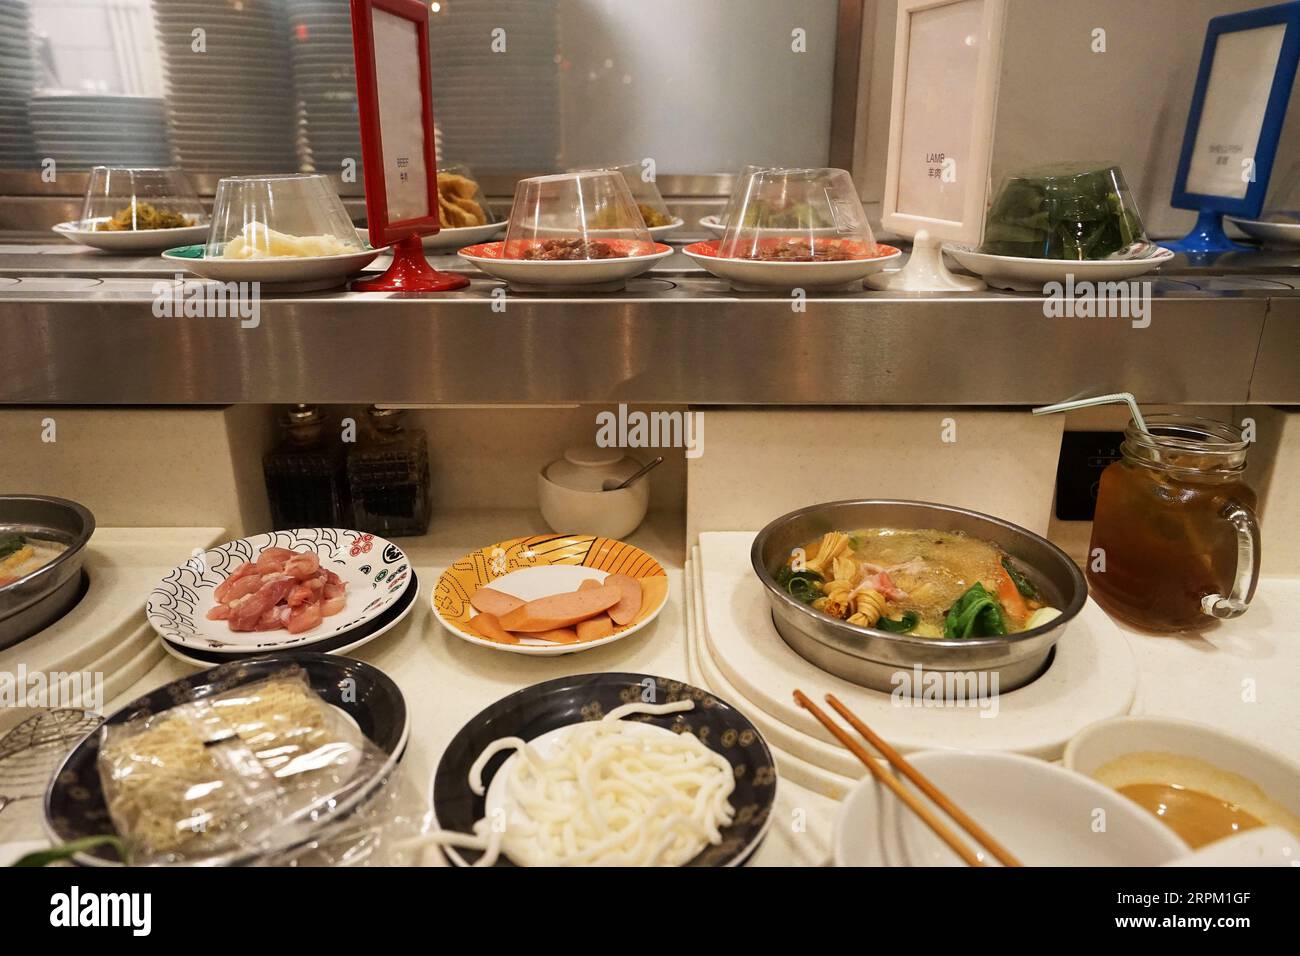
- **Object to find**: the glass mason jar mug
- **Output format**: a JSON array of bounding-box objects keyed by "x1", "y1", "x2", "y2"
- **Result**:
[{"x1": 1087, "y1": 415, "x2": 1260, "y2": 631}]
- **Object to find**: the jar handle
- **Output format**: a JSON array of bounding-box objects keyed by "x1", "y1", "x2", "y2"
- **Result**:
[{"x1": 1200, "y1": 501, "x2": 1261, "y2": 620}]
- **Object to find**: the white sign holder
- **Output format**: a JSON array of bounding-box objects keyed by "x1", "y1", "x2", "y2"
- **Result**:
[{"x1": 869, "y1": 0, "x2": 1006, "y2": 292}]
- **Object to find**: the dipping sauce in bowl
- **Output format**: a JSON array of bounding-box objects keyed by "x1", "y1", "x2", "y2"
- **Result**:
[{"x1": 1093, "y1": 751, "x2": 1300, "y2": 849}]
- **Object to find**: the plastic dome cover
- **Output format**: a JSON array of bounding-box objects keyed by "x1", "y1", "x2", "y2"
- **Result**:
[
  {"x1": 79, "y1": 166, "x2": 206, "y2": 232},
  {"x1": 502, "y1": 171, "x2": 657, "y2": 260},
  {"x1": 716, "y1": 167, "x2": 877, "y2": 261},
  {"x1": 206, "y1": 174, "x2": 362, "y2": 259},
  {"x1": 437, "y1": 163, "x2": 496, "y2": 228},
  {"x1": 981, "y1": 162, "x2": 1156, "y2": 260},
  {"x1": 568, "y1": 161, "x2": 675, "y2": 228}
]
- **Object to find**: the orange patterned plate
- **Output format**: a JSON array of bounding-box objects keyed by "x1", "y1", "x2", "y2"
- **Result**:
[{"x1": 431, "y1": 534, "x2": 669, "y2": 656}]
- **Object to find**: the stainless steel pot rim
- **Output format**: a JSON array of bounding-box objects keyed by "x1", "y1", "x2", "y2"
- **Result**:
[
  {"x1": 0, "y1": 494, "x2": 96, "y2": 597},
  {"x1": 751, "y1": 497, "x2": 1088, "y2": 652}
]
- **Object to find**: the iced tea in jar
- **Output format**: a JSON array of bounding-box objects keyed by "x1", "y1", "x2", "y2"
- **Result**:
[{"x1": 1087, "y1": 415, "x2": 1260, "y2": 631}]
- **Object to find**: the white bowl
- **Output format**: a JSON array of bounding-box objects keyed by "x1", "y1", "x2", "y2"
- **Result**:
[
  {"x1": 943, "y1": 243, "x2": 1175, "y2": 292},
  {"x1": 1063, "y1": 715, "x2": 1300, "y2": 837},
  {"x1": 833, "y1": 750, "x2": 1188, "y2": 866},
  {"x1": 537, "y1": 460, "x2": 650, "y2": 540}
]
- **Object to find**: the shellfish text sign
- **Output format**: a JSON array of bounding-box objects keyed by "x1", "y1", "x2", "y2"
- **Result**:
[
  {"x1": 371, "y1": 8, "x2": 430, "y2": 223},
  {"x1": 1185, "y1": 23, "x2": 1286, "y2": 200}
]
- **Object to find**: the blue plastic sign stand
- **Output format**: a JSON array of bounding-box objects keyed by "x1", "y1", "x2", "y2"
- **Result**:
[{"x1": 1168, "y1": 1, "x2": 1300, "y2": 253}]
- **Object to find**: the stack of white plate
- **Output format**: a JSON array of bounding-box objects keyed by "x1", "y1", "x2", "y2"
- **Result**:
[
  {"x1": 29, "y1": 95, "x2": 171, "y2": 170},
  {"x1": 153, "y1": 0, "x2": 298, "y2": 173},
  {"x1": 0, "y1": 0, "x2": 37, "y2": 169},
  {"x1": 0, "y1": 529, "x2": 229, "y2": 713},
  {"x1": 286, "y1": 0, "x2": 362, "y2": 174},
  {"x1": 431, "y1": 0, "x2": 559, "y2": 170}
]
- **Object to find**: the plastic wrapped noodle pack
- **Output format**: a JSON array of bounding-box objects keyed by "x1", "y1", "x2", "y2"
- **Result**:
[
  {"x1": 97, "y1": 668, "x2": 387, "y2": 865},
  {"x1": 267, "y1": 765, "x2": 429, "y2": 867}
]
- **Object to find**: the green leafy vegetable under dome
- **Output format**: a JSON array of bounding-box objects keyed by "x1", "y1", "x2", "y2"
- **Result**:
[{"x1": 981, "y1": 163, "x2": 1151, "y2": 261}]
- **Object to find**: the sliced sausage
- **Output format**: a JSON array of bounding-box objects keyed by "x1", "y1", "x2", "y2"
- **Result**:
[
  {"x1": 498, "y1": 584, "x2": 622, "y2": 632},
  {"x1": 576, "y1": 614, "x2": 614, "y2": 642},
  {"x1": 470, "y1": 587, "x2": 526, "y2": 617},
  {"x1": 467, "y1": 611, "x2": 519, "y2": 644},
  {"x1": 525, "y1": 626, "x2": 581, "y2": 644},
  {"x1": 604, "y1": 573, "x2": 644, "y2": 626}
]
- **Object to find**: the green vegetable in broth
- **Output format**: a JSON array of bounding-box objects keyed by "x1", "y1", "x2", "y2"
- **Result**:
[
  {"x1": 1000, "y1": 557, "x2": 1038, "y2": 599},
  {"x1": 776, "y1": 566, "x2": 823, "y2": 604},
  {"x1": 875, "y1": 611, "x2": 920, "y2": 634},
  {"x1": 0, "y1": 533, "x2": 26, "y2": 560},
  {"x1": 943, "y1": 582, "x2": 1007, "y2": 639}
]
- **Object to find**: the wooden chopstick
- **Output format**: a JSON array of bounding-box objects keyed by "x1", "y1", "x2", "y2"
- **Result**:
[
  {"x1": 792, "y1": 690, "x2": 985, "y2": 867},
  {"x1": 824, "y1": 693, "x2": 1023, "y2": 868}
]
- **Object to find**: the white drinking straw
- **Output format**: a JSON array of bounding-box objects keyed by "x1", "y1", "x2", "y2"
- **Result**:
[{"x1": 1031, "y1": 392, "x2": 1150, "y2": 434}]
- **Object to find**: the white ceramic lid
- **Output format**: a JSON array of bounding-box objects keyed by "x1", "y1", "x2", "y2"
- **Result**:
[{"x1": 545, "y1": 445, "x2": 641, "y2": 491}]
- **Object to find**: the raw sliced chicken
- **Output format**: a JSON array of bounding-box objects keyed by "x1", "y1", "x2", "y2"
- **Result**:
[
  {"x1": 209, "y1": 547, "x2": 348, "y2": 635},
  {"x1": 213, "y1": 562, "x2": 257, "y2": 603},
  {"x1": 255, "y1": 547, "x2": 295, "y2": 573},
  {"x1": 287, "y1": 603, "x2": 323, "y2": 634},
  {"x1": 285, "y1": 551, "x2": 321, "y2": 580}
]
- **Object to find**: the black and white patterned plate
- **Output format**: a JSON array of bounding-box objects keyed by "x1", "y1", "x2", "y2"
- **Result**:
[
  {"x1": 145, "y1": 528, "x2": 411, "y2": 654},
  {"x1": 160, "y1": 571, "x2": 420, "y2": 666}
]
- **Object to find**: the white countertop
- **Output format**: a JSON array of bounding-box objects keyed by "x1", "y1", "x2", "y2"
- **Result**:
[{"x1": 111, "y1": 510, "x2": 1300, "y2": 868}]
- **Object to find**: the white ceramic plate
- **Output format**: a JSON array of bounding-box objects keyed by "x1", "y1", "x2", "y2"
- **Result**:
[
  {"x1": 458, "y1": 240, "x2": 673, "y2": 287},
  {"x1": 647, "y1": 218, "x2": 683, "y2": 239},
  {"x1": 53, "y1": 219, "x2": 209, "y2": 253},
  {"x1": 162, "y1": 243, "x2": 381, "y2": 290},
  {"x1": 682, "y1": 239, "x2": 902, "y2": 289},
  {"x1": 1225, "y1": 216, "x2": 1300, "y2": 247},
  {"x1": 359, "y1": 221, "x2": 504, "y2": 252},
  {"x1": 696, "y1": 214, "x2": 849, "y2": 240},
  {"x1": 833, "y1": 750, "x2": 1189, "y2": 866},
  {"x1": 474, "y1": 721, "x2": 768, "y2": 866},
  {"x1": 147, "y1": 528, "x2": 412, "y2": 654},
  {"x1": 943, "y1": 243, "x2": 1176, "y2": 292},
  {"x1": 699, "y1": 214, "x2": 726, "y2": 237}
]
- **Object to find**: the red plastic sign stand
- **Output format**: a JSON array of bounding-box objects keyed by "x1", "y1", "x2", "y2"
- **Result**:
[{"x1": 349, "y1": 0, "x2": 468, "y2": 292}]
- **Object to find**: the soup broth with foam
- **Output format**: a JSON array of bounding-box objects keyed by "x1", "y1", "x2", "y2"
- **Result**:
[{"x1": 777, "y1": 527, "x2": 1061, "y2": 638}]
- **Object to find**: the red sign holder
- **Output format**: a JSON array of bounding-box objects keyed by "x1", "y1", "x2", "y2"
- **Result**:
[{"x1": 349, "y1": 0, "x2": 468, "y2": 292}]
